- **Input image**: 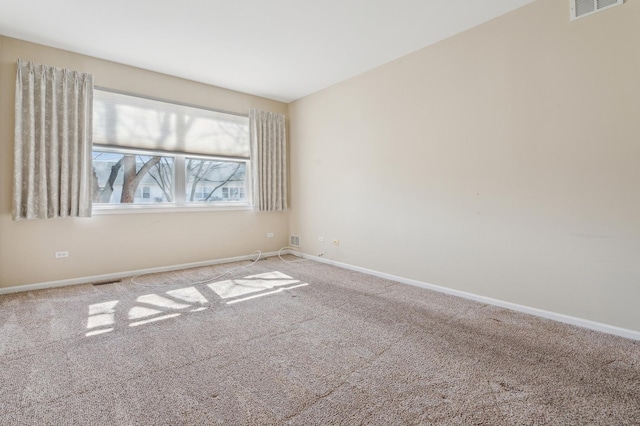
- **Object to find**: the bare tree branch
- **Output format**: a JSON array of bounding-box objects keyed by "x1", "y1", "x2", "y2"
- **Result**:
[
  {"x1": 95, "y1": 158, "x2": 124, "y2": 203},
  {"x1": 148, "y1": 157, "x2": 174, "y2": 202},
  {"x1": 204, "y1": 163, "x2": 242, "y2": 201},
  {"x1": 121, "y1": 155, "x2": 161, "y2": 203}
]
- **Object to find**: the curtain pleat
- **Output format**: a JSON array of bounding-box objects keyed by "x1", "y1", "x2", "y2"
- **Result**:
[
  {"x1": 250, "y1": 109, "x2": 287, "y2": 211},
  {"x1": 13, "y1": 60, "x2": 94, "y2": 220}
]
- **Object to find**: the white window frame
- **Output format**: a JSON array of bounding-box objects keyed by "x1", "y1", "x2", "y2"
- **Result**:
[{"x1": 92, "y1": 147, "x2": 252, "y2": 213}]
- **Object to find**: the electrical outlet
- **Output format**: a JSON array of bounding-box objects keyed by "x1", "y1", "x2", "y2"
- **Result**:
[
  {"x1": 332, "y1": 239, "x2": 340, "y2": 246},
  {"x1": 55, "y1": 251, "x2": 69, "y2": 259},
  {"x1": 267, "y1": 232, "x2": 274, "y2": 238}
]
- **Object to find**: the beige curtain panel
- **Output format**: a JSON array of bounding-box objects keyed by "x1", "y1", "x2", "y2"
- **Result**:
[
  {"x1": 250, "y1": 109, "x2": 287, "y2": 212},
  {"x1": 13, "y1": 60, "x2": 94, "y2": 220}
]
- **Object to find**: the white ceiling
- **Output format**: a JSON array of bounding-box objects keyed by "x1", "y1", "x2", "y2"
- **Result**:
[{"x1": 0, "y1": 0, "x2": 535, "y2": 103}]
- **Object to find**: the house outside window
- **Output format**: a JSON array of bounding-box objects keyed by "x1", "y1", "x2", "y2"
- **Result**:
[{"x1": 222, "y1": 186, "x2": 245, "y2": 200}]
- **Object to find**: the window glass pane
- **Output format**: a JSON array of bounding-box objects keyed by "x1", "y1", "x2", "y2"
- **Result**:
[
  {"x1": 93, "y1": 151, "x2": 174, "y2": 204},
  {"x1": 185, "y1": 158, "x2": 246, "y2": 203}
]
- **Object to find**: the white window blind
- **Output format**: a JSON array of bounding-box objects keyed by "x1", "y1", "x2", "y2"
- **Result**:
[{"x1": 93, "y1": 89, "x2": 250, "y2": 158}]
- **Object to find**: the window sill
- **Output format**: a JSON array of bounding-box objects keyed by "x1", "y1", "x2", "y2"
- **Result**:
[{"x1": 92, "y1": 203, "x2": 253, "y2": 215}]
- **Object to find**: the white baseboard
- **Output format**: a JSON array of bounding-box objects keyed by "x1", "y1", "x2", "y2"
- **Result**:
[
  {"x1": 303, "y1": 253, "x2": 640, "y2": 342},
  {"x1": 3, "y1": 250, "x2": 638, "y2": 342},
  {"x1": 0, "y1": 251, "x2": 277, "y2": 296}
]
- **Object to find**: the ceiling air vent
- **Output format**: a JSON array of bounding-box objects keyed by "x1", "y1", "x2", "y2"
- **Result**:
[
  {"x1": 290, "y1": 235, "x2": 300, "y2": 247},
  {"x1": 571, "y1": 0, "x2": 623, "y2": 20}
]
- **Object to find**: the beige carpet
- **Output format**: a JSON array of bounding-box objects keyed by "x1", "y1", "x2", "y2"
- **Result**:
[{"x1": 0, "y1": 256, "x2": 638, "y2": 425}]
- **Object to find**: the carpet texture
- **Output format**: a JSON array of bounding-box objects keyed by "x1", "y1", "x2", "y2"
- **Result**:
[{"x1": 0, "y1": 256, "x2": 639, "y2": 425}]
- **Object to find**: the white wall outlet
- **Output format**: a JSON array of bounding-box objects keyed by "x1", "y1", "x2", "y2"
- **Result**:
[
  {"x1": 55, "y1": 251, "x2": 69, "y2": 259},
  {"x1": 318, "y1": 236, "x2": 324, "y2": 242},
  {"x1": 332, "y1": 239, "x2": 340, "y2": 246},
  {"x1": 267, "y1": 232, "x2": 274, "y2": 238}
]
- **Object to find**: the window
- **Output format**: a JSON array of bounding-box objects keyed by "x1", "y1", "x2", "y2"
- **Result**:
[
  {"x1": 221, "y1": 186, "x2": 245, "y2": 201},
  {"x1": 185, "y1": 158, "x2": 246, "y2": 202},
  {"x1": 92, "y1": 89, "x2": 250, "y2": 209},
  {"x1": 93, "y1": 152, "x2": 175, "y2": 204}
]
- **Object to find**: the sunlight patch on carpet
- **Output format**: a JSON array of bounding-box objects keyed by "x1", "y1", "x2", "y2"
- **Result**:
[
  {"x1": 85, "y1": 271, "x2": 309, "y2": 336},
  {"x1": 208, "y1": 271, "x2": 301, "y2": 299},
  {"x1": 129, "y1": 313, "x2": 181, "y2": 327},
  {"x1": 137, "y1": 294, "x2": 191, "y2": 310},
  {"x1": 86, "y1": 300, "x2": 118, "y2": 332},
  {"x1": 226, "y1": 283, "x2": 309, "y2": 305},
  {"x1": 166, "y1": 287, "x2": 208, "y2": 304},
  {"x1": 129, "y1": 306, "x2": 163, "y2": 320}
]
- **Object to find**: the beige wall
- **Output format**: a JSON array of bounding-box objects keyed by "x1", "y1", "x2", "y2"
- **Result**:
[
  {"x1": 0, "y1": 37, "x2": 289, "y2": 288},
  {"x1": 2, "y1": 0, "x2": 639, "y2": 333},
  {"x1": 289, "y1": 0, "x2": 640, "y2": 331}
]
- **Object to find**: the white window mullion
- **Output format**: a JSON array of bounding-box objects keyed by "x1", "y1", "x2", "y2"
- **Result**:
[
  {"x1": 175, "y1": 154, "x2": 186, "y2": 206},
  {"x1": 245, "y1": 160, "x2": 253, "y2": 207}
]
